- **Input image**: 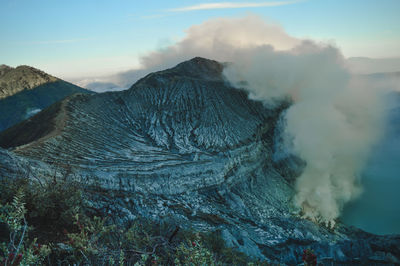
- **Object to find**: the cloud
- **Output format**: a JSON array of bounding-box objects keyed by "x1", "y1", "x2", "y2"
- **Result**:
[
  {"x1": 77, "y1": 81, "x2": 125, "y2": 92},
  {"x1": 347, "y1": 57, "x2": 400, "y2": 75},
  {"x1": 83, "y1": 15, "x2": 299, "y2": 89},
  {"x1": 167, "y1": 1, "x2": 301, "y2": 12}
]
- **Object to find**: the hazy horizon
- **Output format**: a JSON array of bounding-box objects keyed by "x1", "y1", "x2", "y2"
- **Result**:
[{"x1": 1, "y1": 0, "x2": 400, "y2": 85}]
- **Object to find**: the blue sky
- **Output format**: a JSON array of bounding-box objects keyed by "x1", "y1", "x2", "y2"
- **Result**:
[{"x1": 0, "y1": 0, "x2": 399, "y2": 78}]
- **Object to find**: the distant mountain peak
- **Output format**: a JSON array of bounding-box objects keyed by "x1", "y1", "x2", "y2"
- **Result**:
[
  {"x1": 176, "y1": 56, "x2": 222, "y2": 69},
  {"x1": 133, "y1": 57, "x2": 225, "y2": 90},
  {"x1": 0, "y1": 64, "x2": 58, "y2": 99},
  {"x1": 0, "y1": 64, "x2": 93, "y2": 131},
  {"x1": 173, "y1": 57, "x2": 224, "y2": 79}
]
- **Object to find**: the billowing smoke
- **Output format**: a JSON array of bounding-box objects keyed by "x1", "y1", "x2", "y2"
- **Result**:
[
  {"x1": 138, "y1": 15, "x2": 299, "y2": 70},
  {"x1": 100, "y1": 14, "x2": 389, "y2": 224},
  {"x1": 223, "y1": 41, "x2": 385, "y2": 225},
  {"x1": 85, "y1": 15, "x2": 300, "y2": 89}
]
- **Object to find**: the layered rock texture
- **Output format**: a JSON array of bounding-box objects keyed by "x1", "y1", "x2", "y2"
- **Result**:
[
  {"x1": 0, "y1": 58, "x2": 399, "y2": 265},
  {"x1": 0, "y1": 64, "x2": 93, "y2": 131}
]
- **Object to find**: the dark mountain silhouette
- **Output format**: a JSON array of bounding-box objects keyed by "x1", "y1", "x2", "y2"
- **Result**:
[{"x1": 0, "y1": 64, "x2": 93, "y2": 131}]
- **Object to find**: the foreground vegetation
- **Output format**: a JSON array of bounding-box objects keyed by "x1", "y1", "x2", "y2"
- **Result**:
[{"x1": 0, "y1": 176, "x2": 269, "y2": 265}]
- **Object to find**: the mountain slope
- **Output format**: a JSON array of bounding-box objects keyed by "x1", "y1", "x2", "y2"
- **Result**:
[
  {"x1": 0, "y1": 65, "x2": 93, "y2": 131},
  {"x1": 1, "y1": 57, "x2": 399, "y2": 264},
  {"x1": 1, "y1": 57, "x2": 277, "y2": 195}
]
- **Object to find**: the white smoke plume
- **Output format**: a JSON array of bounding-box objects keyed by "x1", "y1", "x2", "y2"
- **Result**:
[
  {"x1": 85, "y1": 15, "x2": 300, "y2": 89},
  {"x1": 139, "y1": 15, "x2": 299, "y2": 69},
  {"x1": 100, "y1": 14, "x2": 389, "y2": 224},
  {"x1": 223, "y1": 41, "x2": 385, "y2": 224}
]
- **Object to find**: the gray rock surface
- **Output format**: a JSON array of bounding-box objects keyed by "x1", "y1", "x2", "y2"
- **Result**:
[{"x1": 0, "y1": 57, "x2": 399, "y2": 265}]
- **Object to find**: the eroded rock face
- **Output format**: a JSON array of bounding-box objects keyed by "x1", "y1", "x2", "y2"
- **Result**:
[{"x1": 1, "y1": 58, "x2": 399, "y2": 265}]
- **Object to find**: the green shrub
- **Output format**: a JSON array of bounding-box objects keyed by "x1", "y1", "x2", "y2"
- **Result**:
[
  {"x1": 0, "y1": 189, "x2": 51, "y2": 265},
  {"x1": 174, "y1": 234, "x2": 215, "y2": 265},
  {"x1": 0, "y1": 176, "x2": 269, "y2": 265},
  {"x1": 0, "y1": 175, "x2": 86, "y2": 235}
]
